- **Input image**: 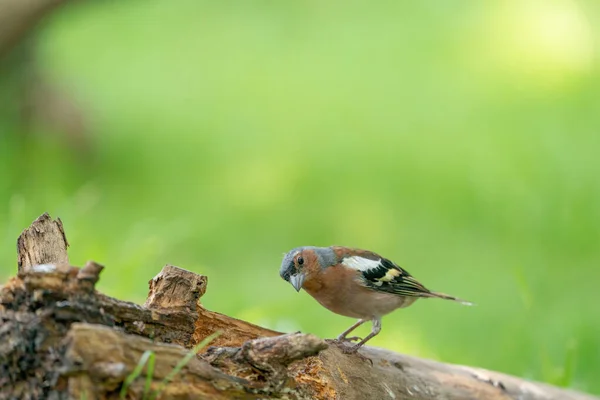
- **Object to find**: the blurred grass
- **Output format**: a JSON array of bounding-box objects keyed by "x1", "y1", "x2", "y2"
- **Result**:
[{"x1": 1, "y1": 0, "x2": 599, "y2": 395}]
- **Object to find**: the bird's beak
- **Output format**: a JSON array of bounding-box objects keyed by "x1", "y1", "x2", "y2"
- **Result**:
[{"x1": 289, "y1": 273, "x2": 306, "y2": 292}]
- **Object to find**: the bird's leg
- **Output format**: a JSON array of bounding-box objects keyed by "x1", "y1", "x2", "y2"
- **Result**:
[
  {"x1": 343, "y1": 318, "x2": 381, "y2": 354},
  {"x1": 336, "y1": 319, "x2": 367, "y2": 342}
]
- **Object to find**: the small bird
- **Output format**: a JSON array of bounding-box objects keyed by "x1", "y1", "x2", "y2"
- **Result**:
[{"x1": 279, "y1": 246, "x2": 472, "y2": 353}]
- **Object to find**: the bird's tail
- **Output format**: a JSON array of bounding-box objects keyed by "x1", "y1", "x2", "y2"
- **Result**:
[{"x1": 428, "y1": 291, "x2": 474, "y2": 306}]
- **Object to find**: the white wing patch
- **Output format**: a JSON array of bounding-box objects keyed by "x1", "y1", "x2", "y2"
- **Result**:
[{"x1": 341, "y1": 256, "x2": 381, "y2": 271}]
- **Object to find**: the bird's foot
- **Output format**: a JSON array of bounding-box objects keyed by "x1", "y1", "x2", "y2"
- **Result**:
[
  {"x1": 336, "y1": 336, "x2": 363, "y2": 343},
  {"x1": 325, "y1": 340, "x2": 373, "y2": 364},
  {"x1": 325, "y1": 336, "x2": 361, "y2": 348},
  {"x1": 340, "y1": 344, "x2": 359, "y2": 354},
  {"x1": 341, "y1": 345, "x2": 373, "y2": 365},
  {"x1": 326, "y1": 338, "x2": 357, "y2": 351}
]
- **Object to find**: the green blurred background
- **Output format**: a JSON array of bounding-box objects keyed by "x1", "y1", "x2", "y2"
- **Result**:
[{"x1": 1, "y1": 0, "x2": 599, "y2": 395}]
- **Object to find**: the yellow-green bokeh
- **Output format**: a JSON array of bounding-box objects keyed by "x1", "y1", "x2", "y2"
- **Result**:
[{"x1": 1, "y1": 0, "x2": 599, "y2": 394}]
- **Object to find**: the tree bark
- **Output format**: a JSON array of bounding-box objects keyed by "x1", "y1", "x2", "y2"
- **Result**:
[{"x1": 0, "y1": 213, "x2": 597, "y2": 400}]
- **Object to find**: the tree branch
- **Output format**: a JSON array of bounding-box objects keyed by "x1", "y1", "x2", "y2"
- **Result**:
[{"x1": 0, "y1": 0, "x2": 68, "y2": 59}]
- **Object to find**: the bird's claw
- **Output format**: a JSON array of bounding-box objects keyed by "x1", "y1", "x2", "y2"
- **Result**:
[
  {"x1": 336, "y1": 336, "x2": 363, "y2": 343},
  {"x1": 340, "y1": 344, "x2": 359, "y2": 354},
  {"x1": 325, "y1": 340, "x2": 373, "y2": 364},
  {"x1": 326, "y1": 338, "x2": 358, "y2": 351},
  {"x1": 325, "y1": 337, "x2": 360, "y2": 346},
  {"x1": 340, "y1": 344, "x2": 373, "y2": 365}
]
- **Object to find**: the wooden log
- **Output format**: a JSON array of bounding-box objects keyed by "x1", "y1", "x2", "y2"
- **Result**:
[
  {"x1": 142, "y1": 264, "x2": 280, "y2": 348},
  {"x1": 63, "y1": 323, "x2": 249, "y2": 400},
  {"x1": 62, "y1": 323, "x2": 328, "y2": 400},
  {"x1": 0, "y1": 213, "x2": 597, "y2": 400}
]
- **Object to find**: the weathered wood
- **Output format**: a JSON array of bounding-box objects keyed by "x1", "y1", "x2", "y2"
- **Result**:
[
  {"x1": 0, "y1": 213, "x2": 598, "y2": 400},
  {"x1": 62, "y1": 324, "x2": 330, "y2": 400},
  {"x1": 63, "y1": 323, "x2": 249, "y2": 400},
  {"x1": 16, "y1": 212, "x2": 69, "y2": 273},
  {"x1": 205, "y1": 333, "x2": 329, "y2": 394},
  {"x1": 144, "y1": 265, "x2": 208, "y2": 311},
  {"x1": 143, "y1": 264, "x2": 281, "y2": 348}
]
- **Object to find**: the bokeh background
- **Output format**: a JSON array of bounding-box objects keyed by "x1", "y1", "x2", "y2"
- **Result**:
[{"x1": 1, "y1": 0, "x2": 599, "y2": 395}]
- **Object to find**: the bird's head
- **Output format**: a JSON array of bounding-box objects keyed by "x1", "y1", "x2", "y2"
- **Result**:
[{"x1": 280, "y1": 246, "x2": 337, "y2": 291}]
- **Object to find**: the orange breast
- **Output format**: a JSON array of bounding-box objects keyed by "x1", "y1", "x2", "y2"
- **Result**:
[{"x1": 302, "y1": 266, "x2": 413, "y2": 319}]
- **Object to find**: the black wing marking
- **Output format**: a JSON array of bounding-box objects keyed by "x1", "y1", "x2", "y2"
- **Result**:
[{"x1": 360, "y1": 257, "x2": 431, "y2": 297}]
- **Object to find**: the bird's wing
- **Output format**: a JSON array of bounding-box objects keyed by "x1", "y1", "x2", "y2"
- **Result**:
[{"x1": 340, "y1": 254, "x2": 432, "y2": 297}]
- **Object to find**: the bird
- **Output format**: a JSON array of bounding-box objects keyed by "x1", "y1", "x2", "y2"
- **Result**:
[{"x1": 279, "y1": 246, "x2": 472, "y2": 353}]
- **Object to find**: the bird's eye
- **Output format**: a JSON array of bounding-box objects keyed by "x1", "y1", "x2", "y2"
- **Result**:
[{"x1": 297, "y1": 256, "x2": 304, "y2": 265}]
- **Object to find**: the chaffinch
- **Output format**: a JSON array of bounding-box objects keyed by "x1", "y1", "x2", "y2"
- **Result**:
[{"x1": 279, "y1": 246, "x2": 472, "y2": 353}]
